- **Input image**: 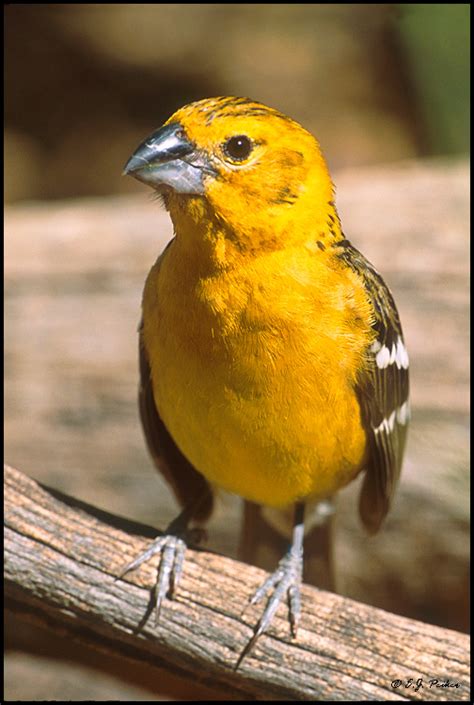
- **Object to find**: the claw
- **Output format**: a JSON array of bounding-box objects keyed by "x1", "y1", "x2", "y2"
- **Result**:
[
  {"x1": 248, "y1": 569, "x2": 282, "y2": 606},
  {"x1": 288, "y1": 583, "x2": 301, "y2": 638},
  {"x1": 241, "y1": 571, "x2": 277, "y2": 616},
  {"x1": 237, "y1": 503, "x2": 305, "y2": 668},
  {"x1": 117, "y1": 532, "x2": 188, "y2": 624},
  {"x1": 236, "y1": 548, "x2": 303, "y2": 668},
  {"x1": 151, "y1": 536, "x2": 186, "y2": 623},
  {"x1": 170, "y1": 537, "x2": 186, "y2": 596},
  {"x1": 116, "y1": 510, "x2": 204, "y2": 624},
  {"x1": 115, "y1": 536, "x2": 167, "y2": 581}
]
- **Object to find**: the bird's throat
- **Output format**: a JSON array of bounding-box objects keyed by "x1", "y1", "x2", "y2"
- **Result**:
[{"x1": 167, "y1": 193, "x2": 343, "y2": 276}]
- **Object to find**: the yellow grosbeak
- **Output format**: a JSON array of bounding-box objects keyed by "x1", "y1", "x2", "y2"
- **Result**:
[{"x1": 121, "y1": 96, "x2": 409, "y2": 663}]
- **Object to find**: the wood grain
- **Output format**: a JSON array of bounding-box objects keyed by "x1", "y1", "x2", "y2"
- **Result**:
[{"x1": 5, "y1": 464, "x2": 470, "y2": 701}]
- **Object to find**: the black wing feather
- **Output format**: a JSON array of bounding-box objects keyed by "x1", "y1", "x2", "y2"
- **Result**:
[{"x1": 336, "y1": 240, "x2": 410, "y2": 533}]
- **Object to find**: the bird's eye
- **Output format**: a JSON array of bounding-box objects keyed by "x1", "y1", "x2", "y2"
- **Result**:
[{"x1": 223, "y1": 135, "x2": 253, "y2": 162}]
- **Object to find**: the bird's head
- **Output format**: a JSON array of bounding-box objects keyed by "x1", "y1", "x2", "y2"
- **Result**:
[{"x1": 124, "y1": 97, "x2": 337, "y2": 254}]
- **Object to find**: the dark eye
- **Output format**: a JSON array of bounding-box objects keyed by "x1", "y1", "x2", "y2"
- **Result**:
[{"x1": 223, "y1": 135, "x2": 253, "y2": 162}]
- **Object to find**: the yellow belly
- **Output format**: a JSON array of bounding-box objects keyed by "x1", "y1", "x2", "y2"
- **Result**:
[{"x1": 142, "y1": 246, "x2": 369, "y2": 508}]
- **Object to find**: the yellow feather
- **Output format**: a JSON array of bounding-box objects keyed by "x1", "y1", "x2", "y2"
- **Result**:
[
  {"x1": 140, "y1": 98, "x2": 376, "y2": 507},
  {"x1": 142, "y1": 113, "x2": 374, "y2": 507}
]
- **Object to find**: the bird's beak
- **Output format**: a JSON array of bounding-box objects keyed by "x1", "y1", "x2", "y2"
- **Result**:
[{"x1": 123, "y1": 122, "x2": 209, "y2": 195}]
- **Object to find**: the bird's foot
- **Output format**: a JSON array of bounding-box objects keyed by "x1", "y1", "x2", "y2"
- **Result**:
[
  {"x1": 237, "y1": 545, "x2": 303, "y2": 668},
  {"x1": 116, "y1": 518, "x2": 205, "y2": 624}
]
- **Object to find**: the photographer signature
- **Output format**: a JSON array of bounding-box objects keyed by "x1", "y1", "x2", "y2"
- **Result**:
[{"x1": 391, "y1": 677, "x2": 461, "y2": 692}]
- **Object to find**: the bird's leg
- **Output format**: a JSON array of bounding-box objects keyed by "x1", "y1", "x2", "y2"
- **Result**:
[
  {"x1": 116, "y1": 494, "x2": 207, "y2": 623},
  {"x1": 237, "y1": 502, "x2": 305, "y2": 668}
]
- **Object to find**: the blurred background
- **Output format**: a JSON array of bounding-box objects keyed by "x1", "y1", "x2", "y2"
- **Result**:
[
  {"x1": 5, "y1": 4, "x2": 470, "y2": 701},
  {"x1": 4, "y1": 3, "x2": 469, "y2": 203}
]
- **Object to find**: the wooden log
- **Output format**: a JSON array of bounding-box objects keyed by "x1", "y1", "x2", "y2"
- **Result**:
[{"x1": 5, "y1": 464, "x2": 470, "y2": 702}]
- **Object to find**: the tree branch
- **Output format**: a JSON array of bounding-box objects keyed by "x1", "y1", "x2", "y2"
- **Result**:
[{"x1": 4, "y1": 464, "x2": 470, "y2": 701}]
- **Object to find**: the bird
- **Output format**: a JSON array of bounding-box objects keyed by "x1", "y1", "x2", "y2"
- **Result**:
[{"x1": 121, "y1": 96, "x2": 410, "y2": 664}]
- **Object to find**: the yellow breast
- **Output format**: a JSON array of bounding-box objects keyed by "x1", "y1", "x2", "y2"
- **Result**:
[{"x1": 142, "y1": 240, "x2": 372, "y2": 508}]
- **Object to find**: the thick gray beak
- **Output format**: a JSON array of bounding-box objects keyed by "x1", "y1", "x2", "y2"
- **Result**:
[{"x1": 123, "y1": 122, "x2": 207, "y2": 195}]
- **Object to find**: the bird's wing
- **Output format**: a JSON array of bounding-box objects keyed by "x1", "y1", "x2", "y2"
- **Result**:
[
  {"x1": 336, "y1": 240, "x2": 410, "y2": 533},
  {"x1": 138, "y1": 244, "x2": 214, "y2": 522}
]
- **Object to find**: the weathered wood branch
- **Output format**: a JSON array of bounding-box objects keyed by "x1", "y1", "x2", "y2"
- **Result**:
[{"x1": 5, "y1": 464, "x2": 470, "y2": 701}]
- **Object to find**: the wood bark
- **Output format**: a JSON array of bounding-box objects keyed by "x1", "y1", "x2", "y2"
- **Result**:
[{"x1": 5, "y1": 464, "x2": 470, "y2": 701}]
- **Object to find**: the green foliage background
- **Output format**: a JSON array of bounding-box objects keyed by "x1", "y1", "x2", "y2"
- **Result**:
[{"x1": 398, "y1": 4, "x2": 470, "y2": 155}]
